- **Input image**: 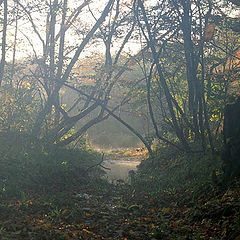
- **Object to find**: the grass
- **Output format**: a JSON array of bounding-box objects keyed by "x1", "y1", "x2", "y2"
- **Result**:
[
  {"x1": 0, "y1": 140, "x2": 239, "y2": 239},
  {"x1": 0, "y1": 133, "x2": 104, "y2": 199},
  {"x1": 133, "y1": 145, "x2": 223, "y2": 201}
]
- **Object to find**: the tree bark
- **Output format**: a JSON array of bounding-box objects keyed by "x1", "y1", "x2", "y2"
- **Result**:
[
  {"x1": 222, "y1": 97, "x2": 240, "y2": 179},
  {"x1": 0, "y1": 0, "x2": 7, "y2": 86},
  {"x1": 63, "y1": 83, "x2": 154, "y2": 157},
  {"x1": 33, "y1": 0, "x2": 115, "y2": 135},
  {"x1": 136, "y1": 0, "x2": 191, "y2": 152}
]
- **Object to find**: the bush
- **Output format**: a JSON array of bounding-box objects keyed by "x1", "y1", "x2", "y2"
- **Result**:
[
  {"x1": 133, "y1": 145, "x2": 223, "y2": 200},
  {"x1": 0, "y1": 131, "x2": 103, "y2": 197}
]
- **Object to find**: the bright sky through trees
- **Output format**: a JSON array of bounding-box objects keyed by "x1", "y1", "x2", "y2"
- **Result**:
[{"x1": 5, "y1": 0, "x2": 141, "y2": 61}]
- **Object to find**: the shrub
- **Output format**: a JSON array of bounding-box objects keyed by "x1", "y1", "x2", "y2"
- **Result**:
[
  {"x1": 134, "y1": 145, "x2": 223, "y2": 200},
  {"x1": 0, "y1": 131, "x2": 103, "y2": 197}
]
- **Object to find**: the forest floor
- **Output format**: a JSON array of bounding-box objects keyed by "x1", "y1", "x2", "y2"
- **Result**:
[{"x1": 0, "y1": 149, "x2": 240, "y2": 240}]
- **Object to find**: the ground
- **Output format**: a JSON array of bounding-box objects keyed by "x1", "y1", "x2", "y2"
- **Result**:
[{"x1": 0, "y1": 149, "x2": 240, "y2": 240}]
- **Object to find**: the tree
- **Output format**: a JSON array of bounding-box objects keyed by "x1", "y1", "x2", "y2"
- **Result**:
[
  {"x1": 131, "y1": 0, "x2": 226, "y2": 152},
  {"x1": 0, "y1": 0, "x2": 154, "y2": 153},
  {"x1": 0, "y1": 0, "x2": 7, "y2": 86},
  {"x1": 0, "y1": 0, "x2": 114, "y2": 143}
]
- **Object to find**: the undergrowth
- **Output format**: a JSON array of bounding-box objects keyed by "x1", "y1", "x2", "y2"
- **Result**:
[
  {"x1": 133, "y1": 145, "x2": 223, "y2": 202},
  {"x1": 0, "y1": 131, "x2": 104, "y2": 198}
]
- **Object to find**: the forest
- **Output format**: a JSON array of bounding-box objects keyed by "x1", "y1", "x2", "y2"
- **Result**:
[{"x1": 0, "y1": 0, "x2": 240, "y2": 239}]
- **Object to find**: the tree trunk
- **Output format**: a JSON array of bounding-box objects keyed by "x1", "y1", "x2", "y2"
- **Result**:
[
  {"x1": 222, "y1": 97, "x2": 240, "y2": 180},
  {"x1": 136, "y1": 0, "x2": 191, "y2": 152},
  {"x1": 0, "y1": 0, "x2": 7, "y2": 86}
]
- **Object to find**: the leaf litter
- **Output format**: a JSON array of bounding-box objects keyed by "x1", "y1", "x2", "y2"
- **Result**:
[{"x1": 0, "y1": 150, "x2": 240, "y2": 239}]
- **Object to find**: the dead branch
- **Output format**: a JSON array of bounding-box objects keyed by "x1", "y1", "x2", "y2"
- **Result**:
[{"x1": 85, "y1": 153, "x2": 111, "y2": 174}]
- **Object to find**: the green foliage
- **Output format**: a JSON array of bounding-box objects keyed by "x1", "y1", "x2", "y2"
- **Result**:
[
  {"x1": 0, "y1": 132, "x2": 104, "y2": 198},
  {"x1": 134, "y1": 145, "x2": 223, "y2": 200},
  {"x1": 0, "y1": 82, "x2": 103, "y2": 198},
  {"x1": 0, "y1": 84, "x2": 40, "y2": 132}
]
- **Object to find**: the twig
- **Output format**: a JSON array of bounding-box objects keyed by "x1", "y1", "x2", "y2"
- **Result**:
[{"x1": 85, "y1": 153, "x2": 111, "y2": 173}]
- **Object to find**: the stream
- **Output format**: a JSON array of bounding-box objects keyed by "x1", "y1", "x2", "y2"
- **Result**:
[{"x1": 103, "y1": 159, "x2": 141, "y2": 182}]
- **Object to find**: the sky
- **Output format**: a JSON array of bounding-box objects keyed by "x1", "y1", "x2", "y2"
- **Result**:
[
  {"x1": 5, "y1": 0, "x2": 140, "y2": 62},
  {"x1": 4, "y1": 1, "x2": 95, "y2": 60}
]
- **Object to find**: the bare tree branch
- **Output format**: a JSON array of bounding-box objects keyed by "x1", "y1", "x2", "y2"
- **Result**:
[
  {"x1": 13, "y1": 0, "x2": 45, "y2": 48},
  {"x1": 33, "y1": 0, "x2": 115, "y2": 135}
]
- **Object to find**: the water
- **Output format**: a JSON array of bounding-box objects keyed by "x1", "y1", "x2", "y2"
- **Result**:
[{"x1": 103, "y1": 159, "x2": 140, "y2": 182}]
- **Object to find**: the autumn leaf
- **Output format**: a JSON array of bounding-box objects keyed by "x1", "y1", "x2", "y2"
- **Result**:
[
  {"x1": 162, "y1": 207, "x2": 170, "y2": 214},
  {"x1": 203, "y1": 23, "x2": 215, "y2": 41},
  {"x1": 85, "y1": 212, "x2": 91, "y2": 217},
  {"x1": 149, "y1": 198, "x2": 154, "y2": 204},
  {"x1": 151, "y1": 208, "x2": 156, "y2": 214},
  {"x1": 62, "y1": 209, "x2": 68, "y2": 215},
  {"x1": 82, "y1": 228, "x2": 93, "y2": 234}
]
